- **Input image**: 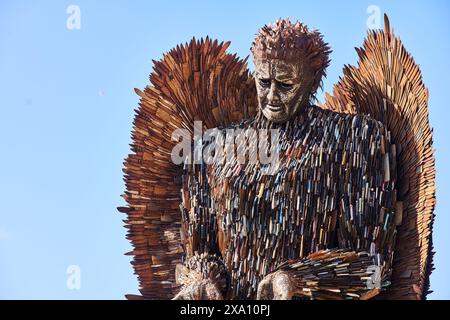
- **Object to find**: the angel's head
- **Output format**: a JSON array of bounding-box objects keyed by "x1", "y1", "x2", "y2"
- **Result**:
[{"x1": 251, "y1": 19, "x2": 331, "y2": 123}]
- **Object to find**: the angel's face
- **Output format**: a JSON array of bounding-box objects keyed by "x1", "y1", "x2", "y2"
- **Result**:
[{"x1": 254, "y1": 59, "x2": 313, "y2": 123}]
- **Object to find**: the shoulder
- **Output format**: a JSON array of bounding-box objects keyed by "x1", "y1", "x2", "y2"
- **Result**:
[{"x1": 309, "y1": 105, "x2": 389, "y2": 140}]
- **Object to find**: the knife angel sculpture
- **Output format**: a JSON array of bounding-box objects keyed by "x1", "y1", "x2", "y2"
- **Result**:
[{"x1": 119, "y1": 15, "x2": 435, "y2": 300}]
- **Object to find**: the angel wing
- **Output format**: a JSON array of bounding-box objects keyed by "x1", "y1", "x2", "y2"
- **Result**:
[
  {"x1": 322, "y1": 15, "x2": 435, "y2": 299},
  {"x1": 119, "y1": 37, "x2": 257, "y2": 299}
]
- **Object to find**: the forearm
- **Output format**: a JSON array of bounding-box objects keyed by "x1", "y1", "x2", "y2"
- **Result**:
[
  {"x1": 274, "y1": 249, "x2": 387, "y2": 300},
  {"x1": 177, "y1": 156, "x2": 228, "y2": 300},
  {"x1": 180, "y1": 157, "x2": 220, "y2": 256}
]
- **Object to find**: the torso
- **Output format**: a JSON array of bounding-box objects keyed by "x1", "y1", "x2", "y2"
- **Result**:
[{"x1": 206, "y1": 105, "x2": 377, "y2": 299}]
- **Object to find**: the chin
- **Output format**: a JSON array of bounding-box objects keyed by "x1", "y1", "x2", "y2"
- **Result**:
[{"x1": 261, "y1": 108, "x2": 289, "y2": 123}]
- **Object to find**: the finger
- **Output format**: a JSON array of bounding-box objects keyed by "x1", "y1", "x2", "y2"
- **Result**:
[
  {"x1": 256, "y1": 278, "x2": 273, "y2": 300},
  {"x1": 172, "y1": 284, "x2": 197, "y2": 300},
  {"x1": 202, "y1": 281, "x2": 224, "y2": 300},
  {"x1": 172, "y1": 288, "x2": 187, "y2": 300}
]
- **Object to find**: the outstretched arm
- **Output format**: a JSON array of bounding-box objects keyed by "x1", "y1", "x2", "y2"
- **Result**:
[
  {"x1": 257, "y1": 249, "x2": 381, "y2": 300},
  {"x1": 258, "y1": 116, "x2": 399, "y2": 300}
]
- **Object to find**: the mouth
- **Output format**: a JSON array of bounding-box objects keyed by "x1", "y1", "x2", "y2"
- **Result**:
[{"x1": 266, "y1": 104, "x2": 283, "y2": 112}]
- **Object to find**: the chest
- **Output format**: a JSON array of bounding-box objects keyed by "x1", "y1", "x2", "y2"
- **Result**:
[{"x1": 208, "y1": 124, "x2": 347, "y2": 264}]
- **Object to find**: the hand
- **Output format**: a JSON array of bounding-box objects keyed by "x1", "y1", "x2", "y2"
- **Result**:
[
  {"x1": 256, "y1": 270, "x2": 298, "y2": 300},
  {"x1": 172, "y1": 262, "x2": 224, "y2": 300},
  {"x1": 172, "y1": 278, "x2": 223, "y2": 300}
]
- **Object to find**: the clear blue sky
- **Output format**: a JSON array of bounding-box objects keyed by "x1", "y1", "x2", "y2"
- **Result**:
[{"x1": 0, "y1": 0, "x2": 448, "y2": 299}]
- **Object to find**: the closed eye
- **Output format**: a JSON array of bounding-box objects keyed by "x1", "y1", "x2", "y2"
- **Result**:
[
  {"x1": 258, "y1": 79, "x2": 271, "y2": 87},
  {"x1": 279, "y1": 82, "x2": 293, "y2": 90}
]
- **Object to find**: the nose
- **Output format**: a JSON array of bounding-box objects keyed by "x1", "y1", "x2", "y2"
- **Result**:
[{"x1": 267, "y1": 81, "x2": 280, "y2": 104}]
